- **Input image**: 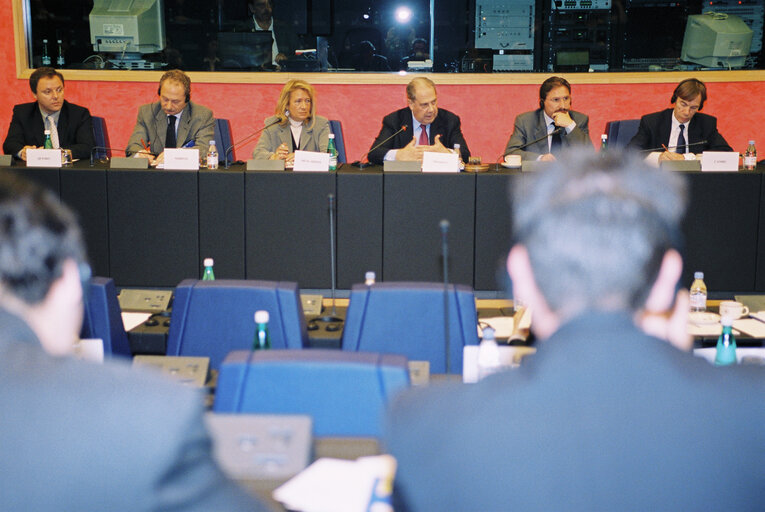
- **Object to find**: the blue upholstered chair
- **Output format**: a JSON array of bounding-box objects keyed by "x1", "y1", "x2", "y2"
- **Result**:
[
  {"x1": 91, "y1": 116, "x2": 111, "y2": 160},
  {"x1": 214, "y1": 118, "x2": 234, "y2": 163},
  {"x1": 214, "y1": 349, "x2": 410, "y2": 437},
  {"x1": 604, "y1": 119, "x2": 641, "y2": 148},
  {"x1": 329, "y1": 120, "x2": 347, "y2": 164},
  {"x1": 341, "y1": 282, "x2": 479, "y2": 374},
  {"x1": 166, "y1": 279, "x2": 308, "y2": 370},
  {"x1": 80, "y1": 277, "x2": 131, "y2": 358}
]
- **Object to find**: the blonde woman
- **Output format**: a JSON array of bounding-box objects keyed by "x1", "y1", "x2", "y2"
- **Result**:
[{"x1": 252, "y1": 79, "x2": 330, "y2": 167}]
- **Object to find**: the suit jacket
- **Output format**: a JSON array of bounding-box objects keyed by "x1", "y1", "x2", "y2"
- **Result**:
[
  {"x1": 252, "y1": 115, "x2": 330, "y2": 159},
  {"x1": 3, "y1": 101, "x2": 95, "y2": 159},
  {"x1": 627, "y1": 108, "x2": 732, "y2": 153},
  {"x1": 0, "y1": 307, "x2": 268, "y2": 511},
  {"x1": 367, "y1": 107, "x2": 470, "y2": 165},
  {"x1": 504, "y1": 109, "x2": 591, "y2": 161},
  {"x1": 126, "y1": 101, "x2": 215, "y2": 158},
  {"x1": 385, "y1": 312, "x2": 765, "y2": 511}
]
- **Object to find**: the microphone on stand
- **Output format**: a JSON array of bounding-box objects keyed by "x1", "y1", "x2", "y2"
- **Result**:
[
  {"x1": 223, "y1": 113, "x2": 287, "y2": 169},
  {"x1": 502, "y1": 127, "x2": 564, "y2": 159},
  {"x1": 440, "y1": 219, "x2": 451, "y2": 374},
  {"x1": 640, "y1": 140, "x2": 709, "y2": 153},
  {"x1": 351, "y1": 125, "x2": 409, "y2": 168},
  {"x1": 315, "y1": 193, "x2": 343, "y2": 328}
]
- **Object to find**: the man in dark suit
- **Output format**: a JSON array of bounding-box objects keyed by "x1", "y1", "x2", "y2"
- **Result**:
[
  {"x1": 367, "y1": 77, "x2": 470, "y2": 165},
  {"x1": 126, "y1": 69, "x2": 215, "y2": 166},
  {"x1": 0, "y1": 173, "x2": 267, "y2": 511},
  {"x1": 3, "y1": 67, "x2": 95, "y2": 161},
  {"x1": 504, "y1": 76, "x2": 591, "y2": 161},
  {"x1": 385, "y1": 149, "x2": 765, "y2": 511},
  {"x1": 627, "y1": 78, "x2": 732, "y2": 163}
]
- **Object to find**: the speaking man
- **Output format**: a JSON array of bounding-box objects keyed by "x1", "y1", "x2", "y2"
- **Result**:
[
  {"x1": 385, "y1": 149, "x2": 765, "y2": 511},
  {"x1": 627, "y1": 78, "x2": 732, "y2": 163},
  {"x1": 3, "y1": 67, "x2": 95, "y2": 161},
  {"x1": 126, "y1": 69, "x2": 215, "y2": 166},
  {"x1": 367, "y1": 77, "x2": 470, "y2": 165},
  {"x1": 504, "y1": 76, "x2": 591, "y2": 161},
  {"x1": 0, "y1": 173, "x2": 267, "y2": 511}
]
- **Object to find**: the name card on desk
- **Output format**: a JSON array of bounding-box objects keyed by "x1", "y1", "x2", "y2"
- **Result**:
[
  {"x1": 422, "y1": 151, "x2": 459, "y2": 173},
  {"x1": 701, "y1": 151, "x2": 740, "y2": 172},
  {"x1": 163, "y1": 148, "x2": 199, "y2": 170},
  {"x1": 293, "y1": 150, "x2": 330, "y2": 172},
  {"x1": 26, "y1": 149, "x2": 62, "y2": 167}
]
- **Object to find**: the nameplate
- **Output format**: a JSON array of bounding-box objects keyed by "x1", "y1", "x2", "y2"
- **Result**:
[
  {"x1": 247, "y1": 159, "x2": 285, "y2": 171},
  {"x1": 133, "y1": 355, "x2": 210, "y2": 387},
  {"x1": 293, "y1": 150, "x2": 330, "y2": 172},
  {"x1": 0, "y1": 155, "x2": 12, "y2": 167},
  {"x1": 701, "y1": 151, "x2": 740, "y2": 172},
  {"x1": 383, "y1": 160, "x2": 421, "y2": 172},
  {"x1": 164, "y1": 148, "x2": 200, "y2": 170},
  {"x1": 422, "y1": 151, "x2": 459, "y2": 173},
  {"x1": 111, "y1": 157, "x2": 149, "y2": 169},
  {"x1": 661, "y1": 159, "x2": 701, "y2": 172},
  {"x1": 26, "y1": 149, "x2": 61, "y2": 168}
]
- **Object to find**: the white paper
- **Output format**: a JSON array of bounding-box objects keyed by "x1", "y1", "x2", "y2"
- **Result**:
[
  {"x1": 478, "y1": 311, "x2": 532, "y2": 338},
  {"x1": 121, "y1": 312, "x2": 152, "y2": 331},
  {"x1": 293, "y1": 150, "x2": 330, "y2": 172},
  {"x1": 26, "y1": 149, "x2": 62, "y2": 168},
  {"x1": 163, "y1": 148, "x2": 200, "y2": 170},
  {"x1": 421, "y1": 151, "x2": 459, "y2": 173},
  {"x1": 732, "y1": 318, "x2": 765, "y2": 338},
  {"x1": 73, "y1": 338, "x2": 104, "y2": 363},
  {"x1": 701, "y1": 151, "x2": 739, "y2": 172}
]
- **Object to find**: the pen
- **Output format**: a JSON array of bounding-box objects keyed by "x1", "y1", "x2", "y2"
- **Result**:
[
  {"x1": 140, "y1": 138, "x2": 150, "y2": 153},
  {"x1": 662, "y1": 144, "x2": 669, "y2": 152},
  {"x1": 181, "y1": 140, "x2": 195, "y2": 148}
]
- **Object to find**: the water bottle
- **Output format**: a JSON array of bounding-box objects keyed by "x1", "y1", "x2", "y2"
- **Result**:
[
  {"x1": 327, "y1": 133, "x2": 338, "y2": 171},
  {"x1": 714, "y1": 316, "x2": 737, "y2": 366},
  {"x1": 202, "y1": 257, "x2": 215, "y2": 280},
  {"x1": 600, "y1": 134, "x2": 608, "y2": 152},
  {"x1": 743, "y1": 140, "x2": 757, "y2": 171},
  {"x1": 253, "y1": 310, "x2": 271, "y2": 350},
  {"x1": 41, "y1": 39, "x2": 51, "y2": 66},
  {"x1": 689, "y1": 271, "x2": 707, "y2": 313},
  {"x1": 56, "y1": 39, "x2": 65, "y2": 67},
  {"x1": 364, "y1": 271, "x2": 376, "y2": 286},
  {"x1": 43, "y1": 130, "x2": 53, "y2": 149},
  {"x1": 453, "y1": 143, "x2": 465, "y2": 170},
  {"x1": 206, "y1": 140, "x2": 218, "y2": 169},
  {"x1": 477, "y1": 326, "x2": 501, "y2": 380}
]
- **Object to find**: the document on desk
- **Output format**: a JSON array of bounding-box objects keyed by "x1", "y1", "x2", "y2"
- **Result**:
[
  {"x1": 478, "y1": 309, "x2": 531, "y2": 338},
  {"x1": 121, "y1": 312, "x2": 152, "y2": 331},
  {"x1": 732, "y1": 318, "x2": 765, "y2": 338}
]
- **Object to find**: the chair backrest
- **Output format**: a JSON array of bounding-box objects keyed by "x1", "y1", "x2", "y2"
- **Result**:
[
  {"x1": 80, "y1": 276, "x2": 131, "y2": 358},
  {"x1": 341, "y1": 282, "x2": 479, "y2": 374},
  {"x1": 604, "y1": 119, "x2": 641, "y2": 148},
  {"x1": 167, "y1": 279, "x2": 308, "y2": 370},
  {"x1": 214, "y1": 118, "x2": 235, "y2": 163},
  {"x1": 214, "y1": 349, "x2": 410, "y2": 437},
  {"x1": 329, "y1": 120, "x2": 347, "y2": 164},
  {"x1": 91, "y1": 116, "x2": 111, "y2": 159}
]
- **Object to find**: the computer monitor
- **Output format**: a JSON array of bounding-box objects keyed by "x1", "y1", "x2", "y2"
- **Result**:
[
  {"x1": 89, "y1": 0, "x2": 165, "y2": 56},
  {"x1": 681, "y1": 12, "x2": 753, "y2": 68},
  {"x1": 217, "y1": 32, "x2": 274, "y2": 70}
]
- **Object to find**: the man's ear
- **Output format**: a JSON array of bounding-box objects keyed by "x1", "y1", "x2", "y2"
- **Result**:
[
  {"x1": 643, "y1": 249, "x2": 683, "y2": 314},
  {"x1": 507, "y1": 244, "x2": 559, "y2": 340}
]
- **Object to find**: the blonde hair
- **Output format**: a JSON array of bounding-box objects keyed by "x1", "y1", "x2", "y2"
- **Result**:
[{"x1": 274, "y1": 79, "x2": 317, "y2": 128}]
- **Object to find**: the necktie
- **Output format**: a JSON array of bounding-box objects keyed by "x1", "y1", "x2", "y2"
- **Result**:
[
  {"x1": 676, "y1": 124, "x2": 686, "y2": 154},
  {"x1": 46, "y1": 115, "x2": 60, "y2": 149},
  {"x1": 166, "y1": 115, "x2": 177, "y2": 149},
  {"x1": 550, "y1": 123, "x2": 562, "y2": 153},
  {"x1": 418, "y1": 125, "x2": 429, "y2": 146}
]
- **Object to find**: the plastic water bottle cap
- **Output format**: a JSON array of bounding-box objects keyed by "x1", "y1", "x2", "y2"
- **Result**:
[
  {"x1": 44, "y1": 129, "x2": 50, "y2": 135},
  {"x1": 254, "y1": 310, "x2": 269, "y2": 323},
  {"x1": 329, "y1": 133, "x2": 335, "y2": 139},
  {"x1": 365, "y1": 271, "x2": 375, "y2": 281},
  {"x1": 749, "y1": 140, "x2": 755, "y2": 144},
  {"x1": 209, "y1": 140, "x2": 216, "y2": 145},
  {"x1": 482, "y1": 326, "x2": 496, "y2": 340},
  {"x1": 721, "y1": 315, "x2": 733, "y2": 327},
  {"x1": 694, "y1": 271, "x2": 704, "y2": 279},
  {"x1": 203, "y1": 257, "x2": 213, "y2": 266}
]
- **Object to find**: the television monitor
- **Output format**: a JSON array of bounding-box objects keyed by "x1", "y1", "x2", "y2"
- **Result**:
[
  {"x1": 681, "y1": 12, "x2": 753, "y2": 68},
  {"x1": 89, "y1": 0, "x2": 165, "y2": 55}
]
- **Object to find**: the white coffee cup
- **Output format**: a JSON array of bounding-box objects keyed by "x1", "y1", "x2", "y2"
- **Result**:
[
  {"x1": 504, "y1": 154, "x2": 522, "y2": 168},
  {"x1": 718, "y1": 301, "x2": 749, "y2": 320}
]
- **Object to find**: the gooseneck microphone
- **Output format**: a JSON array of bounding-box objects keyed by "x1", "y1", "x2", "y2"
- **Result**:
[
  {"x1": 440, "y1": 219, "x2": 451, "y2": 374},
  {"x1": 640, "y1": 140, "x2": 709, "y2": 153},
  {"x1": 352, "y1": 124, "x2": 409, "y2": 168},
  {"x1": 315, "y1": 193, "x2": 343, "y2": 327},
  {"x1": 503, "y1": 127, "x2": 564, "y2": 159},
  {"x1": 223, "y1": 115, "x2": 286, "y2": 169}
]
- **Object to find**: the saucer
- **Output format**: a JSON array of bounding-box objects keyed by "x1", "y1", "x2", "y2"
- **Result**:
[{"x1": 688, "y1": 312, "x2": 721, "y2": 325}]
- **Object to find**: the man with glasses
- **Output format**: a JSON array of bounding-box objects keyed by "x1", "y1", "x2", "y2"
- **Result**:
[{"x1": 3, "y1": 67, "x2": 95, "y2": 161}]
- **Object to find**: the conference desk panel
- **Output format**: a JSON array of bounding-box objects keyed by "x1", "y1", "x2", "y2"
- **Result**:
[
  {"x1": 107, "y1": 169, "x2": 199, "y2": 287},
  {"x1": 475, "y1": 172, "x2": 516, "y2": 291},
  {"x1": 383, "y1": 173, "x2": 475, "y2": 285},
  {"x1": 199, "y1": 170, "x2": 246, "y2": 279}
]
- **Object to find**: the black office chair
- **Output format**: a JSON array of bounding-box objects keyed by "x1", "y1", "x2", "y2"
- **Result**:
[
  {"x1": 329, "y1": 120, "x2": 347, "y2": 164},
  {"x1": 604, "y1": 119, "x2": 641, "y2": 148}
]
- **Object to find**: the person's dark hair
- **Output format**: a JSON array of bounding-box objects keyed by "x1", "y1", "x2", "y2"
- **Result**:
[
  {"x1": 671, "y1": 78, "x2": 707, "y2": 109},
  {"x1": 0, "y1": 173, "x2": 85, "y2": 304},
  {"x1": 29, "y1": 67, "x2": 64, "y2": 94},
  {"x1": 158, "y1": 69, "x2": 191, "y2": 102},
  {"x1": 511, "y1": 149, "x2": 687, "y2": 319},
  {"x1": 539, "y1": 76, "x2": 571, "y2": 109}
]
